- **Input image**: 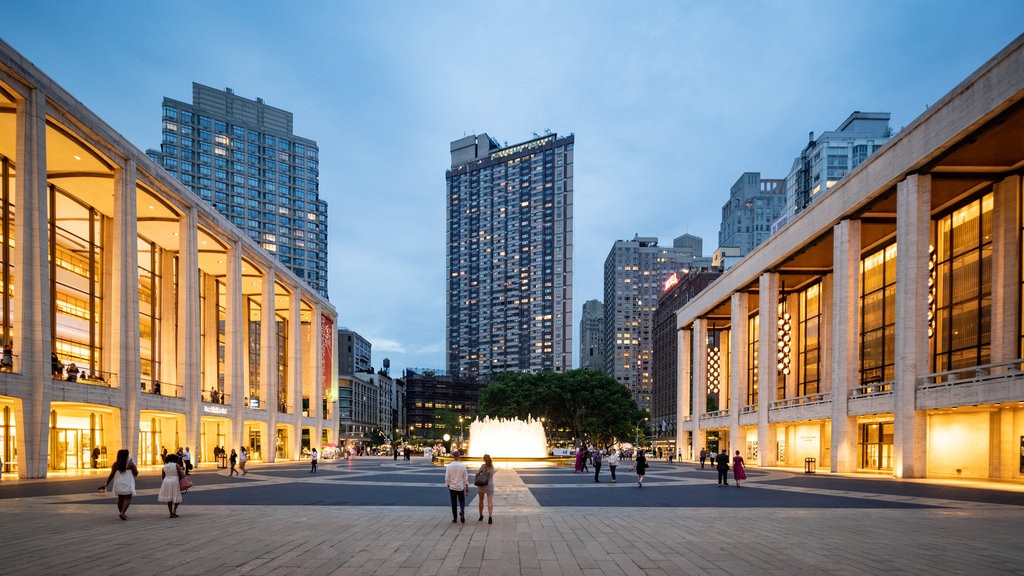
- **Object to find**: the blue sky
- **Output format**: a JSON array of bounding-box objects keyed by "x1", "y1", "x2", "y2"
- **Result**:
[{"x1": 2, "y1": 2, "x2": 1022, "y2": 375}]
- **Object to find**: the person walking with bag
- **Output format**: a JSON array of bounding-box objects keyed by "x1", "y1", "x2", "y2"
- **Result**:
[
  {"x1": 100, "y1": 449, "x2": 138, "y2": 520},
  {"x1": 158, "y1": 454, "x2": 184, "y2": 518},
  {"x1": 228, "y1": 449, "x2": 238, "y2": 476},
  {"x1": 474, "y1": 454, "x2": 496, "y2": 524},
  {"x1": 445, "y1": 451, "x2": 469, "y2": 523},
  {"x1": 632, "y1": 450, "x2": 648, "y2": 488}
]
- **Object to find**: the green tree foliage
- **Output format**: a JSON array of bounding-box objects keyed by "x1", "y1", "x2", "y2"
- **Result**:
[{"x1": 477, "y1": 369, "x2": 645, "y2": 449}]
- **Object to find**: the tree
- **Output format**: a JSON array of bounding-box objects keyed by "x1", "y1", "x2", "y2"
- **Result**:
[{"x1": 477, "y1": 369, "x2": 645, "y2": 449}]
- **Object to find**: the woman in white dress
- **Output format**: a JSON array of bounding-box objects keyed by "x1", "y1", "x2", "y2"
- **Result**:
[
  {"x1": 157, "y1": 454, "x2": 184, "y2": 518},
  {"x1": 100, "y1": 449, "x2": 138, "y2": 520}
]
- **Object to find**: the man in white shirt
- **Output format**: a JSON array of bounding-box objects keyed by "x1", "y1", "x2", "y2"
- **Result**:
[
  {"x1": 182, "y1": 447, "x2": 192, "y2": 475},
  {"x1": 444, "y1": 451, "x2": 469, "y2": 523}
]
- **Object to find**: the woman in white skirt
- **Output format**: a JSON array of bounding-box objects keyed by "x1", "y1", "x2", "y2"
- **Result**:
[
  {"x1": 100, "y1": 449, "x2": 138, "y2": 520},
  {"x1": 157, "y1": 454, "x2": 184, "y2": 518}
]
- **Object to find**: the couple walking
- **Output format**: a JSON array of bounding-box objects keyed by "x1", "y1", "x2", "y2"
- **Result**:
[
  {"x1": 715, "y1": 450, "x2": 747, "y2": 486},
  {"x1": 444, "y1": 452, "x2": 496, "y2": 524}
]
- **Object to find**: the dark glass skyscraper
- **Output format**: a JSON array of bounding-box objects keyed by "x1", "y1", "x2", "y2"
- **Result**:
[
  {"x1": 147, "y1": 83, "x2": 329, "y2": 297},
  {"x1": 446, "y1": 133, "x2": 574, "y2": 378}
]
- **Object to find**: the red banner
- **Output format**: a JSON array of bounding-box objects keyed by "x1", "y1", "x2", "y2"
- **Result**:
[{"x1": 321, "y1": 314, "x2": 334, "y2": 395}]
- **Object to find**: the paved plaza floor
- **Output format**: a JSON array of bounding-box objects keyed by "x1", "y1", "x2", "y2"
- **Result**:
[{"x1": 1, "y1": 457, "x2": 1022, "y2": 575}]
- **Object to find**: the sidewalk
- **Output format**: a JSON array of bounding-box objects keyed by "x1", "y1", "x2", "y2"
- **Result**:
[{"x1": 1, "y1": 458, "x2": 1022, "y2": 575}]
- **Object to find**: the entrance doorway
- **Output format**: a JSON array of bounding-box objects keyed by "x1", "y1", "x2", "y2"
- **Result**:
[{"x1": 859, "y1": 422, "x2": 893, "y2": 471}]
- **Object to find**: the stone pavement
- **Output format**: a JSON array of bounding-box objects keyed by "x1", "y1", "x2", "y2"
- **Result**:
[{"x1": 1, "y1": 457, "x2": 1023, "y2": 575}]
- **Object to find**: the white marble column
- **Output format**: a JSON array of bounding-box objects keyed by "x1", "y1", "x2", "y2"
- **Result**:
[
  {"x1": 176, "y1": 208, "x2": 201, "y2": 458},
  {"x1": 14, "y1": 83, "x2": 51, "y2": 477},
  {"x1": 288, "y1": 291, "x2": 302, "y2": 460},
  {"x1": 677, "y1": 326, "x2": 691, "y2": 460},
  {"x1": 831, "y1": 219, "x2": 860, "y2": 472},
  {"x1": 224, "y1": 243, "x2": 243, "y2": 448},
  {"x1": 990, "y1": 175, "x2": 1020, "y2": 363},
  {"x1": 692, "y1": 317, "x2": 707, "y2": 450},
  {"x1": 112, "y1": 160, "x2": 140, "y2": 454},
  {"x1": 261, "y1": 269, "x2": 277, "y2": 461},
  {"x1": 757, "y1": 272, "x2": 780, "y2": 467},
  {"x1": 894, "y1": 174, "x2": 930, "y2": 478},
  {"x1": 729, "y1": 292, "x2": 747, "y2": 452}
]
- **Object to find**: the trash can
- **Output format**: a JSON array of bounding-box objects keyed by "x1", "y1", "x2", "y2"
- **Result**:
[
  {"x1": 218, "y1": 454, "x2": 227, "y2": 469},
  {"x1": 804, "y1": 457, "x2": 816, "y2": 474}
]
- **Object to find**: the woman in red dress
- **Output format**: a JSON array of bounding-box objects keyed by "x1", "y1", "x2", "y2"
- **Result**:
[{"x1": 732, "y1": 450, "x2": 747, "y2": 487}]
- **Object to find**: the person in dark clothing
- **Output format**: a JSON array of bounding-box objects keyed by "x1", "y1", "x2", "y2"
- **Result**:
[
  {"x1": 699, "y1": 448, "x2": 708, "y2": 469},
  {"x1": 715, "y1": 449, "x2": 730, "y2": 486}
]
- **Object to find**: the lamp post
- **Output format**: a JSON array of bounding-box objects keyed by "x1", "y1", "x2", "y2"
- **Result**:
[{"x1": 635, "y1": 417, "x2": 648, "y2": 451}]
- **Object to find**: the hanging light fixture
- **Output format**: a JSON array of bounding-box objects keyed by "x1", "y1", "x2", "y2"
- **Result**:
[
  {"x1": 927, "y1": 244, "x2": 937, "y2": 338},
  {"x1": 708, "y1": 325, "x2": 721, "y2": 394},
  {"x1": 776, "y1": 298, "x2": 791, "y2": 376}
]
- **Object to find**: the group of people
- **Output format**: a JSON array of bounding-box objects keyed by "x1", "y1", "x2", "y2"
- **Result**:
[
  {"x1": 700, "y1": 447, "x2": 747, "y2": 487},
  {"x1": 573, "y1": 445, "x2": 649, "y2": 487},
  {"x1": 444, "y1": 451, "x2": 496, "y2": 524}
]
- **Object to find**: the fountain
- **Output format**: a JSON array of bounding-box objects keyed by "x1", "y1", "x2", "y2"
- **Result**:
[{"x1": 467, "y1": 416, "x2": 548, "y2": 459}]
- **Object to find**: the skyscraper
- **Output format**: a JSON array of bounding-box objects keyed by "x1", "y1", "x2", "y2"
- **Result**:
[
  {"x1": 579, "y1": 299, "x2": 604, "y2": 370},
  {"x1": 604, "y1": 235, "x2": 705, "y2": 412},
  {"x1": 147, "y1": 83, "x2": 329, "y2": 297},
  {"x1": 446, "y1": 133, "x2": 574, "y2": 378},
  {"x1": 718, "y1": 172, "x2": 787, "y2": 256}
]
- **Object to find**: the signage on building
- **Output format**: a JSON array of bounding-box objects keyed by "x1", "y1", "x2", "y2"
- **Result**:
[{"x1": 663, "y1": 272, "x2": 680, "y2": 293}]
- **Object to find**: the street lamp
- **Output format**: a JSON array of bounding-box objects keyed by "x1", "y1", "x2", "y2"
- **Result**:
[{"x1": 635, "y1": 417, "x2": 648, "y2": 451}]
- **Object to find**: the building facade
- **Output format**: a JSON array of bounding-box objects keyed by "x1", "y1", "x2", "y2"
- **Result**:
[
  {"x1": 446, "y1": 133, "x2": 574, "y2": 378},
  {"x1": 579, "y1": 299, "x2": 604, "y2": 370},
  {"x1": 777, "y1": 111, "x2": 891, "y2": 229},
  {"x1": 674, "y1": 34, "x2": 1024, "y2": 481},
  {"x1": 718, "y1": 172, "x2": 787, "y2": 256},
  {"x1": 0, "y1": 41, "x2": 337, "y2": 477},
  {"x1": 603, "y1": 235, "x2": 707, "y2": 412},
  {"x1": 147, "y1": 83, "x2": 329, "y2": 298},
  {"x1": 402, "y1": 369, "x2": 483, "y2": 448},
  {"x1": 338, "y1": 329, "x2": 372, "y2": 375},
  {"x1": 650, "y1": 268, "x2": 721, "y2": 456}
]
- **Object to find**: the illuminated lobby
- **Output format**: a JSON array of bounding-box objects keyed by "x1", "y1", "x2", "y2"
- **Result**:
[
  {"x1": 0, "y1": 39, "x2": 337, "y2": 478},
  {"x1": 675, "y1": 34, "x2": 1024, "y2": 481}
]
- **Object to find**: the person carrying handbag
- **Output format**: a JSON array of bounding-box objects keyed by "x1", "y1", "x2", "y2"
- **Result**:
[{"x1": 157, "y1": 454, "x2": 184, "y2": 518}]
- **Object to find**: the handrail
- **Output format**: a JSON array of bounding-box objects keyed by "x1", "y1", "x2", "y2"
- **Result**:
[
  {"x1": 771, "y1": 391, "x2": 831, "y2": 409},
  {"x1": 918, "y1": 358, "x2": 1024, "y2": 388},
  {"x1": 851, "y1": 381, "x2": 893, "y2": 397}
]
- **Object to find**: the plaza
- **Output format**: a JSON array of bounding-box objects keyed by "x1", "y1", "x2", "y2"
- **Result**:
[{"x1": 1, "y1": 457, "x2": 1021, "y2": 575}]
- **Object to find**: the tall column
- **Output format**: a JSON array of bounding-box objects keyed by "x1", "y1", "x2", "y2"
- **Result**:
[
  {"x1": 112, "y1": 160, "x2": 140, "y2": 454},
  {"x1": 677, "y1": 326, "x2": 691, "y2": 460},
  {"x1": 288, "y1": 292, "x2": 302, "y2": 460},
  {"x1": 14, "y1": 82, "x2": 51, "y2": 478},
  {"x1": 990, "y1": 175, "x2": 1020, "y2": 363},
  {"x1": 894, "y1": 174, "x2": 930, "y2": 478},
  {"x1": 757, "y1": 272, "x2": 780, "y2": 467},
  {"x1": 261, "y1": 269, "x2": 277, "y2": 462},
  {"x1": 831, "y1": 219, "x2": 861, "y2": 472},
  {"x1": 692, "y1": 317, "x2": 707, "y2": 452},
  {"x1": 224, "y1": 244, "x2": 243, "y2": 449},
  {"x1": 729, "y1": 292, "x2": 747, "y2": 452},
  {"x1": 177, "y1": 208, "x2": 201, "y2": 459}
]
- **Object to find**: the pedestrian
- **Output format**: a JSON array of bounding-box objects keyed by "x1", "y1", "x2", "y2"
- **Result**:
[
  {"x1": 0, "y1": 342, "x2": 12, "y2": 371},
  {"x1": 393, "y1": 445, "x2": 398, "y2": 461},
  {"x1": 182, "y1": 446, "x2": 193, "y2": 475},
  {"x1": 581, "y1": 446, "x2": 590, "y2": 473},
  {"x1": 99, "y1": 449, "x2": 138, "y2": 521},
  {"x1": 699, "y1": 447, "x2": 707, "y2": 469},
  {"x1": 157, "y1": 454, "x2": 183, "y2": 518},
  {"x1": 445, "y1": 451, "x2": 469, "y2": 523},
  {"x1": 632, "y1": 449, "x2": 648, "y2": 488},
  {"x1": 404, "y1": 445, "x2": 411, "y2": 461},
  {"x1": 592, "y1": 448, "x2": 603, "y2": 482},
  {"x1": 573, "y1": 448, "x2": 583, "y2": 473},
  {"x1": 732, "y1": 450, "x2": 747, "y2": 487},
  {"x1": 91, "y1": 446, "x2": 100, "y2": 469},
  {"x1": 310, "y1": 448, "x2": 318, "y2": 472},
  {"x1": 239, "y1": 446, "x2": 248, "y2": 475},
  {"x1": 475, "y1": 453, "x2": 496, "y2": 524},
  {"x1": 50, "y1": 352, "x2": 63, "y2": 378},
  {"x1": 65, "y1": 362, "x2": 79, "y2": 382},
  {"x1": 229, "y1": 448, "x2": 238, "y2": 476},
  {"x1": 715, "y1": 449, "x2": 730, "y2": 486},
  {"x1": 607, "y1": 448, "x2": 619, "y2": 484}
]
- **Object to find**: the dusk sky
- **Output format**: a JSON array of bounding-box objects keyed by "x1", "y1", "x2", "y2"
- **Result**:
[{"x1": 3, "y1": 2, "x2": 1022, "y2": 375}]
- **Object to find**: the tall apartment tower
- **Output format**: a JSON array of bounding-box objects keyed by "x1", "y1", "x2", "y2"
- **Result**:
[
  {"x1": 603, "y1": 235, "x2": 704, "y2": 412},
  {"x1": 718, "y1": 172, "x2": 788, "y2": 256},
  {"x1": 775, "y1": 111, "x2": 891, "y2": 229},
  {"x1": 579, "y1": 299, "x2": 604, "y2": 370},
  {"x1": 147, "y1": 83, "x2": 329, "y2": 297},
  {"x1": 446, "y1": 132, "x2": 574, "y2": 378},
  {"x1": 338, "y1": 329, "x2": 373, "y2": 375}
]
